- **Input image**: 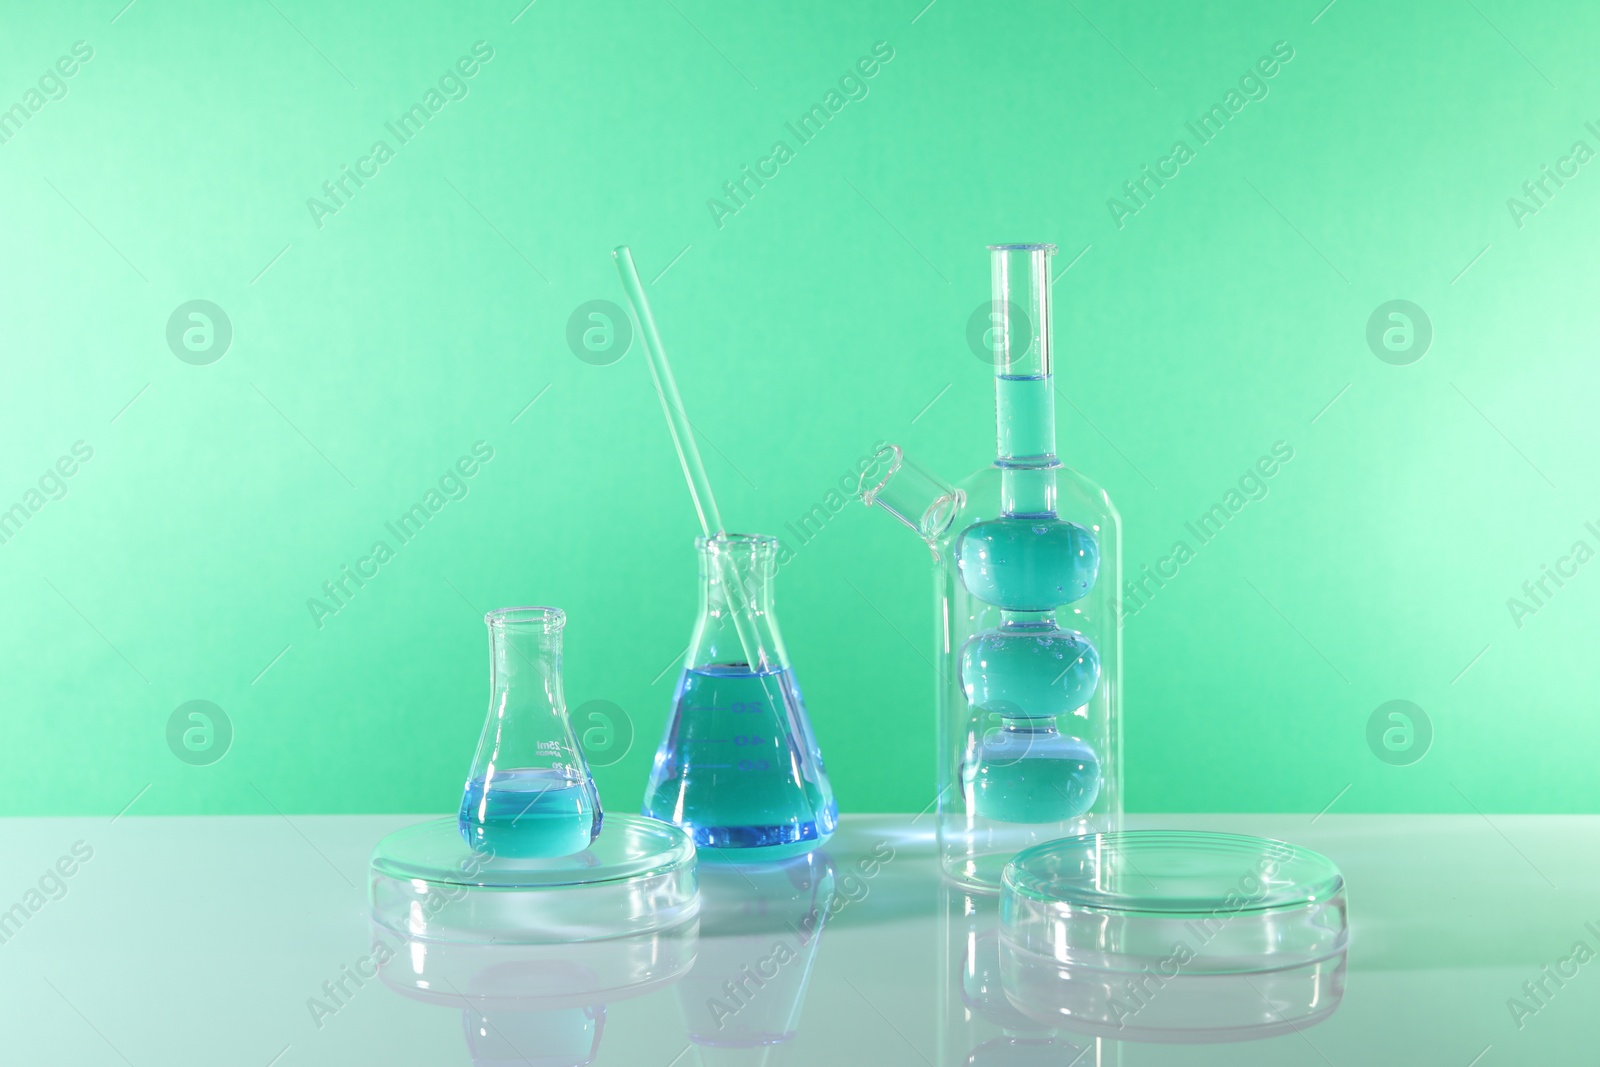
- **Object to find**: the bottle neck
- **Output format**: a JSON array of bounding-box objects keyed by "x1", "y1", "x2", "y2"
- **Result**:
[
  {"x1": 989, "y1": 244, "x2": 1060, "y2": 516},
  {"x1": 1001, "y1": 609, "x2": 1057, "y2": 629}
]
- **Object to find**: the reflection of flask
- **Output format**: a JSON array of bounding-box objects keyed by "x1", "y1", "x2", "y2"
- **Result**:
[
  {"x1": 645, "y1": 534, "x2": 836, "y2": 862},
  {"x1": 676, "y1": 853, "x2": 835, "y2": 1049},
  {"x1": 861, "y1": 244, "x2": 1121, "y2": 890},
  {"x1": 460, "y1": 607, "x2": 602, "y2": 859},
  {"x1": 378, "y1": 918, "x2": 697, "y2": 1067},
  {"x1": 462, "y1": 1002, "x2": 604, "y2": 1067}
]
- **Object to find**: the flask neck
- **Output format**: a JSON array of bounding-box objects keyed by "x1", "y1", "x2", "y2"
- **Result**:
[
  {"x1": 989, "y1": 244, "x2": 1060, "y2": 516},
  {"x1": 490, "y1": 628, "x2": 562, "y2": 703},
  {"x1": 486, "y1": 610, "x2": 565, "y2": 716},
  {"x1": 470, "y1": 607, "x2": 585, "y2": 780},
  {"x1": 691, "y1": 534, "x2": 786, "y2": 671}
]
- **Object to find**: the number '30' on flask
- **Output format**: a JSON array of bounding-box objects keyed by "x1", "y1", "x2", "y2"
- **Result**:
[{"x1": 643, "y1": 533, "x2": 836, "y2": 861}]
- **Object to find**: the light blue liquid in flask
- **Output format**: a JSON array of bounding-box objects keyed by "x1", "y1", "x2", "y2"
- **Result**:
[
  {"x1": 644, "y1": 534, "x2": 836, "y2": 860},
  {"x1": 458, "y1": 768, "x2": 600, "y2": 859},
  {"x1": 459, "y1": 607, "x2": 603, "y2": 859}
]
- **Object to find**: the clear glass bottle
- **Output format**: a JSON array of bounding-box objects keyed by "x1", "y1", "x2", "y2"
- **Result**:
[
  {"x1": 860, "y1": 243, "x2": 1121, "y2": 891},
  {"x1": 459, "y1": 606, "x2": 603, "y2": 859},
  {"x1": 644, "y1": 533, "x2": 837, "y2": 861}
]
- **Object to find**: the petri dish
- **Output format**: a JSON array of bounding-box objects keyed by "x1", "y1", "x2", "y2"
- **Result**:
[
  {"x1": 371, "y1": 814, "x2": 698, "y2": 944},
  {"x1": 1001, "y1": 830, "x2": 1348, "y2": 974},
  {"x1": 998, "y1": 830, "x2": 1349, "y2": 1040}
]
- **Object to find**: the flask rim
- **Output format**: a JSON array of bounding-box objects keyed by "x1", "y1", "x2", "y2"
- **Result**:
[
  {"x1": 484, "y1": 606, "x2": 566, "y2": 633},
  {"x1": 694, "y1": 532, "x2": 778, "y2": 554},
  {"x1": 987, "y1": 242, "x2": 1058, "y2": 254}
]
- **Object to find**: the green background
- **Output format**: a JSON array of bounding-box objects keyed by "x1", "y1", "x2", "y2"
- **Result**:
[{"x1": 1, "y1": 0, "x2": 1594, "y2": 816}]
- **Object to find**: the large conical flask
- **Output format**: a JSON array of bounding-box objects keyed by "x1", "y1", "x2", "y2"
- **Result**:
[
  {"x1": 860, "y1": 243, "x2": 1121, "y2": 891},
  {"x1": 459, "y1": 607, "x2": 603, "y2": 859},
  {"x1": 644, "y1": 533, "x2": 836, "y2": 861}
]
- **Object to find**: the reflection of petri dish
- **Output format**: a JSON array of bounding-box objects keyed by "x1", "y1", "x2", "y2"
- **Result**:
[
  {"x1": 371, "y1": 814, "x2": 698, "y2": 944},
  {"x1": 1001, "y1": 831, "x2": 1348, "y2": 974},
  {"x1": 1000, "y1": 945, "x2": 1347, "y2": 1042}
]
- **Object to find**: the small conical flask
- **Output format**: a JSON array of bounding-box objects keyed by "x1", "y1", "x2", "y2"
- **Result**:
[
  {"x1": 644, "y1": 534, "x2": 836, "y2": 861},
  {"x1": 459, "y1": 607, "x2": 603, "y2": 859}
]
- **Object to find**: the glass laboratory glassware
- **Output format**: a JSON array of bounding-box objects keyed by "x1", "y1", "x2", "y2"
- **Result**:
[
  {"x1": 860, "y1": 243, "x2": 1121, "y2": 892},
  {"x1": 644, "y1": 533, "x2": 837, "y2": 862},
  {"x1": 998, "y1": 831, "x2": 1347, "y2": 1040},
  {"x1": 459, "y1": 607, "x2": 603, "y2": 859}
]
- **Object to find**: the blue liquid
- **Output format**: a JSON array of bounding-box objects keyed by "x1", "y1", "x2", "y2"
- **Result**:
[
  {"x1": 957, "y1": 516, "x2": 1100, "y2": 610},
  {"x1": 996, "y1": 374, "x2": 1055, "y2": 460},
  {"x1": 644, "y1": 665, "x2": 836, "y2": 859},
  {"x1": 961, "y1": 624, "x2": 1101, "y2": 716},
  {"x1": 458, "y1": 767, "x2": 602, "y2": 859},
  {"x1": 964, "y1": 723, "x2": 1101, "y2": 824}
]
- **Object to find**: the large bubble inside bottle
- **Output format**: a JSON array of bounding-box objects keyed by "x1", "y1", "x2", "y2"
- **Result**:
[{"x1": 860, "y1": 243, "x2": 1121, "y2": 891}]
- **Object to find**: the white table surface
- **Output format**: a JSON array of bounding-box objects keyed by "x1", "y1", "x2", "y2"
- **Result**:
[{"x1": 0, "y1": 811, "x2": 1586, "y2": 1065}]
